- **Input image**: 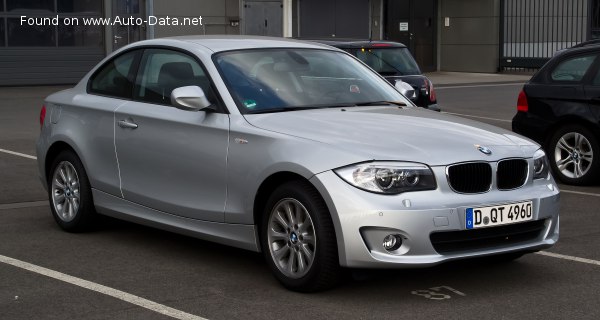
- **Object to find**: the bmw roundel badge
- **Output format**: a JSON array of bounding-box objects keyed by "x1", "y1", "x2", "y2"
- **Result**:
[{"x1": 476, "y1": 145, "x2": 492, "y2": 155}]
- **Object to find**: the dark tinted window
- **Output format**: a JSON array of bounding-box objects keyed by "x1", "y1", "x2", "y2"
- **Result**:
[
  {"x1": 57, "y1": 0, "x2": 102, "y2": 13},
  {"x1": 551, "y1": 54, "x2": 596, "y2": 82},
  {"x1": 353, "y1": 47, "x2": 421, "y2": 75},
  {"x1": 135, "y1": 49, "x2": 216, "y2": 105},
  {"x1": 7, "y1": 0, "x2": 53, "y2": 12},
  {"x1": 90, "y1": 51, "x2": 138, "y2": 99},
  {"x1": 58, "y1": 24, "x2": 102, "y2": 47},
  {"x1": 7, "y1": 18, "x2": 55, "y2": 46},
  {"x1": 0, "y1": 19, "x2": 5, "y2": 46}
]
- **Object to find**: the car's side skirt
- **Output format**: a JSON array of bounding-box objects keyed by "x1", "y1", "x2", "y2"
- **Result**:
[{"x1": 92, "y1": 189, "x2": 261, "y2": 252}]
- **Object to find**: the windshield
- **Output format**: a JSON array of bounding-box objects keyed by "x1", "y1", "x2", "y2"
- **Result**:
[
  {"x1": 351, "y1": 47, "x2": 421, "y2": 76},
  {"x1": 214, "y1": 49, "x2": 409, "y2": 114}
]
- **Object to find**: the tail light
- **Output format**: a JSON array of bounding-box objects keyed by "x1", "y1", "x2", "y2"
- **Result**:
[
  {"x1": 517, "y1": 90, "x2": 528, "y2": 112},
  {"x1": 428, "y1": 80, "x2": 436, "y2": 102},
  {"x1": 40, "y1": 105, "x2": 46, "y2": 128}
]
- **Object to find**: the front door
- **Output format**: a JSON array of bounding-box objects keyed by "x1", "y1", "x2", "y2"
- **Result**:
[
  {"x1": 244, "y1": 1, "x2": 283, "y2": 37},
  {"x1": 385, "y1": 0, "x2": 437, "y2": 72},
  {"x1": 112, "y1": 0, "x2": 145, "y2": 50},
  {"x1": 114, "y1": 48, "x2": 229, "y2": 222}
]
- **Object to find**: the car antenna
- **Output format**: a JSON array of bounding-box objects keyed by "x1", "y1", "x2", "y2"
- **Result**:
[{"x1": 369, "y1": 29, "x2": 373, "y2": 42}]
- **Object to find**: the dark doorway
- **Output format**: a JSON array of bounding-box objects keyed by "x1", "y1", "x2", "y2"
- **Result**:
[
  {"x1": 299, "y1": 0, "x2": 369, "y2": 39},
  {"x1": 385, "y1": 0, "x2": 437, "y2": 72},
  {"x1": 244, "y1": 1, "x2": 283, "y2": 37},
  {"x1": 112, "y1": 0, "x2": 145, "y2": 51}
]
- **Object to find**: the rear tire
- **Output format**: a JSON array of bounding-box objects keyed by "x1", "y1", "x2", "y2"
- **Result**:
[
  {"x1": 261, "y1": 180, "x2": 340, "y2": 292},
  {"x1": 548, "y1": 125, "x2": 600, "y2": 185},
  {"x1": 48, "y1": 150, "x2": 96, "y2": 232}
]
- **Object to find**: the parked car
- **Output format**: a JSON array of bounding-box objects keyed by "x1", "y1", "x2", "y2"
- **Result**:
[
  {"x1": 37, "y1": 36, "x2": 559, "y2": 292},
  {"x1": 310, "y1": 39, "x2": 439, "y2": 111},
  {"x1": 512, "y1": 43, "x2": 600, "y2": 185}
]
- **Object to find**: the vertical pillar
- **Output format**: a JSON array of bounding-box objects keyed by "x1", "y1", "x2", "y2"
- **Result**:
[
  {"x1": 283, "y1": 0, "x2": 293, "y2": 37},
  {"x1": 146, "y1": 0, "x2": 155, "y2": 39}
]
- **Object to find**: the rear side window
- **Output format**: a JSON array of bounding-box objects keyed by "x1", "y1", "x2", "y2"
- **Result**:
[
  {"x1": 89, "y1": 50, "x2": 139, "y2": 98},
  {"x1": 134, "y1": 48, "x2": 217, "y2": 105},
  {"x1": 550, "y1": 54, "x2": 596, "y2": 82}
]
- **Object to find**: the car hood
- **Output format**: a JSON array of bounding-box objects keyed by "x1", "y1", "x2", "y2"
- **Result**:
[{"x1": 244, "y1": 106, "x2": 539, "y2": 166}]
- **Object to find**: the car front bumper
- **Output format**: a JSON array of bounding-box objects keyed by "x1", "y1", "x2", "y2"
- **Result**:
[{"x1": 310, "y1": 169, "x2": 560, "y2": 268}]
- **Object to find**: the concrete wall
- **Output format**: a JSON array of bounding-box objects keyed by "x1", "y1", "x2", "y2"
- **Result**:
[
  {"x1": 439, "y1": 0, "x2": 500, "y2": 72},
  {"x1": 152, "y1": 0, "x2": 240, "y2": 37}
]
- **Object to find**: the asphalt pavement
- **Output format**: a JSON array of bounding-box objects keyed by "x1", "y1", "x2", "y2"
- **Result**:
[{"x1": 1, "y1": 76, "x2": 599, "y2": 319}]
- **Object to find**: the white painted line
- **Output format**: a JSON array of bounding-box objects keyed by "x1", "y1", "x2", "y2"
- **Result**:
[
  {"x1": 441, "y1": 111, "x2": 512, "y2": 123},
  {"x1": 560, "y1": 189, "x2": 600, "y2": 197},
  {"x1": 436, "y1": 83, "x2": 525, "y2": 90},
  {"x1": 535, "y1": 251, "x2": 600, "y2": 267},
  {"x1": 0, "y1": 148, "x2": 37, "y2": 160},
  {"x1": 0, "y1": 254, "x2": 207, "y2": 320}
]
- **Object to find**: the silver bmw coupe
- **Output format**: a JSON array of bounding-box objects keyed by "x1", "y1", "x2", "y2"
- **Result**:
[{"x1": 36, "y1": 36, "x2": 559, "y2": 292}]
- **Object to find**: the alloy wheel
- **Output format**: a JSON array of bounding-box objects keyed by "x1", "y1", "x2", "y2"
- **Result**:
[
  {"x1": 51, "y1": 161, "x2": 81, "y2": 222},
  {"x1": 267, "y1": 198, "x2": 316, "y2": 279},
  {"x1": 554, "y1": 132, "x2": 594, "y2": 179}
]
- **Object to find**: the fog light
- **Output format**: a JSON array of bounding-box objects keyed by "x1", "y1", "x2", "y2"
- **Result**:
[{"x1": 383, "y1": 234, "x2": 402, "y2": 252}]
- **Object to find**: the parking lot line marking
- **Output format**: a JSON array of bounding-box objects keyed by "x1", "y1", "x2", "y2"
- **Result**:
[
  {"x1": 436, "y1": 83, "x2": 525, "y2": 90},
  {"x1": 441, "y1": 112, "x2": 512, "y2": 123},
  {"x1": 0, "y1": 254, "x2": 208, "y2": 320},
  {"x1": 0, "y1": 148, "x2": 37, "y2": 160},
  {"x1": 560, "y1": 189, "x2": 600, "y2": 197},
  {"x1": 0, "y1": 200, "x2": 48, "y2": 210},
  {"x1": 536, "y1": 251, "x2": 600, "y2": 267}
]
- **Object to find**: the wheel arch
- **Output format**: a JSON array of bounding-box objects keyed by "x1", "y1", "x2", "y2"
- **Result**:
[
  {"x1": 44, "y1": 141, "x2": 83, "y2": 185},
  {"x1": 543, "y1": 115, "x2": 600, "y2": 149},
  {"x1": 253, "y1": 171, "x2": 313, "y2": 232}
]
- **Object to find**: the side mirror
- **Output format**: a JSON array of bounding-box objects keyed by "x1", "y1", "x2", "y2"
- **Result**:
[
  {"x1": 171, "y1": 86, "x2": 213, "y2": 112},
  {"x1": 394, "y1": 80, "x2": 417, "y2": 101}
]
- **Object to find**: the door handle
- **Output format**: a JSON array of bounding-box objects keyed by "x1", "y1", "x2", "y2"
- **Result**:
[{"x1": 117, "y1": 119, "x2": 138, "y2": 129}]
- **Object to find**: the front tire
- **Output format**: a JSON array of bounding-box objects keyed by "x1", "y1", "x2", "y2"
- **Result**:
[
  {"x1": 261, "y1": 180, "x2": 340, "y2": 292},
  {"x1": 48, "y1": 150, "x2": 96, "y2": 232},
  {"x1": 548, "y1": 125, "x2": 599, "y2": 185}
]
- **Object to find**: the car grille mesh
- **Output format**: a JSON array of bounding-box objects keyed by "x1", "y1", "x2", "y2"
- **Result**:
[
  {"x1": 497, "y1": 159, "x2": 528, "y2": 190},
  {"x1": 447, "y1": 163, "x2": 492, "y2": 193},
  {"x1": 430, "y1": 219, "x2": 546, "y2": 254}
]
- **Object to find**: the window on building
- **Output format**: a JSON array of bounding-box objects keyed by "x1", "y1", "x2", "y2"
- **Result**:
[
  {"x1": 592, "y1": 0, "x2": 600, "y2": 39},
  {"x1": 0, "y1": 19, "x2": 5, "y2": 46},
  {"x1": 7, "y1": 18, "x2": 55, "y2": 46},
  {"x1": 58, "y1": 24, "x2": 103, "y2": 47},
  {"x1": 551, "y1": 55, "x2": 597, "y2": 82},
  {"x1": 135, "y1": 49, "x2": 216, "y2": 105},
  {"x1": 57, "y1": 0, "x2": 102, "y2": 14},
  {"x1": 90, "y1": 51, "x2": 139, "y2": 99},
  {"x1": 6, "y1": 0, "x2": 54, "y2": 12}
]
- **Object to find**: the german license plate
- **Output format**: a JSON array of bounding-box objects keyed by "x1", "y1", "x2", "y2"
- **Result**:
[{"x1": 466, "y1": 201, "x2": 533, "y2": 229}]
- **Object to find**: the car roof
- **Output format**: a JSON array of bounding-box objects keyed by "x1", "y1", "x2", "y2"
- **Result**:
[
  {"x1": 303, "y1": 39, "x2": 407, "y2": 49},
  {"x1": 131, "y1": 35, "x2": 335, "y2": 52}
]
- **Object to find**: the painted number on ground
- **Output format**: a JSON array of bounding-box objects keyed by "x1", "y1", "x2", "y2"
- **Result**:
[{"x1": 411, "y1": 286, "x2": 466, "y2": 300}]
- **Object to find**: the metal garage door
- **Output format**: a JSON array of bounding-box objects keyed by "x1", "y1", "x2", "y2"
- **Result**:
[{"x1": 299, "y1": 0, "x2": 370, "y2": 39}]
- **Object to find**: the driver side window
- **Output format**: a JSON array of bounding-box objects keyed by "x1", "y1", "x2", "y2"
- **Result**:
[{"x1": 134, "y1": 49, "x2": 217, "y2": 106}]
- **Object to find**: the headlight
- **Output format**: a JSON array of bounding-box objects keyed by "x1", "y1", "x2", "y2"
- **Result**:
[
  {"x1": 334, "y1": 162, "x2": 437, "y2": 194},
  {"x1": 533, "y1": 149, "x2": 550, "y2": 180}
]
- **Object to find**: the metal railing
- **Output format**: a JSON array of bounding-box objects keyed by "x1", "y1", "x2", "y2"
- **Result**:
[{"x1": 499, "y1": 0, "x2": 591, "y2": 71}]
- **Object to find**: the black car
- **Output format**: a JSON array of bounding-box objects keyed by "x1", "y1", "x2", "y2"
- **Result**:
[
  {"x1": 512, "y1": 42, "x2": 600, "y2": 185},
  {"x1": 311, "y1": 40, "x2": 439, "y2": 111}
]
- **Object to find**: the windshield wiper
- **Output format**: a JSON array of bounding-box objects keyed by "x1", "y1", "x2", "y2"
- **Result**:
[
  {"x1": 354, "y1": 101, "x2": 407, "y2": 107},
  {"x1": 246, "y1": 104, "x2": 352, "y2": 114}
]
